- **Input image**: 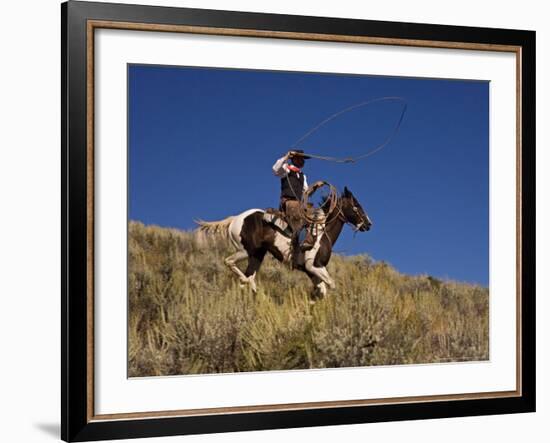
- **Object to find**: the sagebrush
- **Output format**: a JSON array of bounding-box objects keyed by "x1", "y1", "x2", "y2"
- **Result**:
[{"x1": 128, "y1": 221, "x2": 489, "y2": 376}]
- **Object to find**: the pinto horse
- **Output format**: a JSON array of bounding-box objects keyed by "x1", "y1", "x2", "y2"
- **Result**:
[{"x1": 196, "y1": 187, "x2": 371, "y2": 299}]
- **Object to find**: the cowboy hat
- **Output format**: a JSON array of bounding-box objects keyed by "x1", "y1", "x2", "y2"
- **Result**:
[{"x1": 289, "y1": 149, "x2": 311, "y2": 159}]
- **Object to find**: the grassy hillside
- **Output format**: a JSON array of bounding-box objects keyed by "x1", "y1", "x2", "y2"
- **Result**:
[{"x1": 128, "y1": 221, "x2": 489, "y2": 377}]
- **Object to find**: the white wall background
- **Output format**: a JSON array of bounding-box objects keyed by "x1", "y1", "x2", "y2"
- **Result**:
[{"x1": 0, "y1": 0, "x2": 546, "y2": 442}]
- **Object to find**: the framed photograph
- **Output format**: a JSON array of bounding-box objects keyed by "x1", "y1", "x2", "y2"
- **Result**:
[{"x1": 62, "y1": 1, "x2": 535, "y2": 441}]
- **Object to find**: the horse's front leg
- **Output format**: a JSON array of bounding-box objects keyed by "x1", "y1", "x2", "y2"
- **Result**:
[
  {"x1": 305, "y1": 259, "x2": 335, "y2": 290},
  {"x1": 318, "y1": 267, "x2": 335, "y2": 289},
  {"x1": 308, "y1": 274, "x2": 328, "y2": 301}
]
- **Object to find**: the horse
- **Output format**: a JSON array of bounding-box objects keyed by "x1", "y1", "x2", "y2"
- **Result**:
[{"x1": 196, "y1": 187, "x2": 372, "y2": 300}]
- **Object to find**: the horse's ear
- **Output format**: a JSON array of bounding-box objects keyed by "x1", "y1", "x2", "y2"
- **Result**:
[{"x1": 343, "y1": 186, "x2": 350, "y2": 197}]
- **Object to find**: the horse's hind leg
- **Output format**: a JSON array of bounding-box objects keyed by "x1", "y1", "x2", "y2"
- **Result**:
[
  {"x1": 244, "y1": 249, "x2": 266, "y2": 293},
  {"x1": 224, "y1": 250, "x2": 249, "y2": 285}
]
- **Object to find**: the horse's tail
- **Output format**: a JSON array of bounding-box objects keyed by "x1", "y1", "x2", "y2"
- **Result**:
[{"x1": 195, "y1": 216, "x2": 235, "y2": 239}]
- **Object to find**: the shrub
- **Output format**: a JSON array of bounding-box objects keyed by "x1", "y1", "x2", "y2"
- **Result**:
[{"x1": 128, "y1": 221, "x2": 489, "y2": 376}]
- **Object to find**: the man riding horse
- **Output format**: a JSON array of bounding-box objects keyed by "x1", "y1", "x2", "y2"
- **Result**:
[
  {"x1": 197, "y1": 154, "x2": 372, "y2": 298},
  {"x1": 272, "y1": 150, "x2": 325, "y2": 259}
]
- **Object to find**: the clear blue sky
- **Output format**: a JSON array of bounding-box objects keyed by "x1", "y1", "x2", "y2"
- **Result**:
[{"x1": 128, "y1": 64, "x2": 489, "y2": 285}]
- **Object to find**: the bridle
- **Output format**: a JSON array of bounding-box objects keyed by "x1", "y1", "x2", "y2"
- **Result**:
[{"x1": 332, "y1": 197, "x2": 369, "y2": 233}]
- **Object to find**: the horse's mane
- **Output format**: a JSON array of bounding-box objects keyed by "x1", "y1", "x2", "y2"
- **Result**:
[
  {"x1": 317, "y1": 190, "x2": 343, "y2": 214},
  {"x1": 319, "y1": 193, "x2": 330, "y2": 207}
]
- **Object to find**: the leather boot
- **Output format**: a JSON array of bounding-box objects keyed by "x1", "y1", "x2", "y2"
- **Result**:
[{"x1": 300, "y1": 228, "x2": 316, "y2": 251}]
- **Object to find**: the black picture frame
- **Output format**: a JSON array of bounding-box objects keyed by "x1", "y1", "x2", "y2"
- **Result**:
[{"x1": 62, "y1": 1, "x2": 536, "y2": 441}]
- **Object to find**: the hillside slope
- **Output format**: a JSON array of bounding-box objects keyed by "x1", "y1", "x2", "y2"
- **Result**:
[{"x1": 128, "y1": 221, "x2": 489, "y2": 377}]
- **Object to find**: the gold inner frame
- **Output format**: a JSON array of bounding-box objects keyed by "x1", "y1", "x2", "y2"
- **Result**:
[{"x1": 86, "y1": 19, "x2": 523, "y2": 422}]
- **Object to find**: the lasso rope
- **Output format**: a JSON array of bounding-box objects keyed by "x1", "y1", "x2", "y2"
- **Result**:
[
  {"x1": 283, "y1": 96, "x2": 407, "y2": 226},
  {"x1": 290, "y1": 96, "x2": 408, "y2": 164}
]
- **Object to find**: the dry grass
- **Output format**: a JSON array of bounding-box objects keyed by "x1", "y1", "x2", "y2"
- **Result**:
[{"x1": 128, "y1": 221, "x2": 489, "y2": 377}]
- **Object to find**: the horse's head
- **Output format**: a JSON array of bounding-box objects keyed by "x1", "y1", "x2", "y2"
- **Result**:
[{"x1": 340, "y1": 187, "x2": 372, "y2": 232}]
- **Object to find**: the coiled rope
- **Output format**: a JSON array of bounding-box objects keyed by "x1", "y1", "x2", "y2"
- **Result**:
[{"x1": 300, "y1": 181, "x2": 340, "y2": 225}]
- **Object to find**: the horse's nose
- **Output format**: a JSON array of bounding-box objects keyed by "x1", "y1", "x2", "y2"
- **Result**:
[{"x1": 361, "y1": 222, "x2": 371, "y2": 232}]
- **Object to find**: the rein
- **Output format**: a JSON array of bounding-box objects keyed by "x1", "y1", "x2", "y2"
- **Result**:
[
  {"x1": 332, "y1": 199, "x2": 365, "y2": 232},
  {"x1": 320, "y1": 199, "x2": 360, "y2": 247}
]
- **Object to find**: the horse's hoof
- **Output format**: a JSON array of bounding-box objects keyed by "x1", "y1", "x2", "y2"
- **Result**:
[{"x1": 309, "y1": 291, "x2": 324, "y2": 303}]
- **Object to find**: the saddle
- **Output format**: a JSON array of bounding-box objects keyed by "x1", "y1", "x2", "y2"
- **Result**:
[
  {"x1": 263, "y1": 208, "x2": 293, "y2": 237},
  {"x1": 264, "y1": 206, "x2": 328, "y2": 269},
  {"x1": 265, "y1": 207, "x2": 284, "y2": 217}
]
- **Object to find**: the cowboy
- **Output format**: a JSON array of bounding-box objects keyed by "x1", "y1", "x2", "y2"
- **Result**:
[{"x1": 272, "y1": 150, "x2": 324, "y2": 252}]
